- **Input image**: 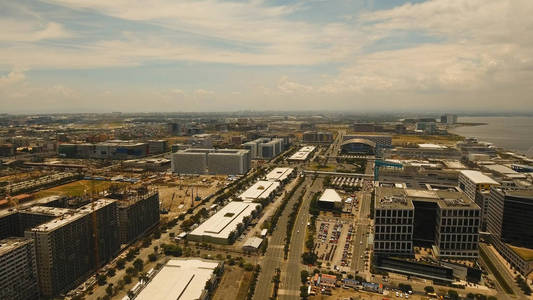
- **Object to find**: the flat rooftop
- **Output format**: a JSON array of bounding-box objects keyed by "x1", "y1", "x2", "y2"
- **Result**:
[
  {"x1": 136, "y1": 258, "x2": 220, "y2": 300},
  {"x1": 265, "y1": 167, "x2": 294, "y2": 182},
  {"x1": 460, "y1": 170, "x2": 499, "y2": 185},
  {"x1": 238, "y1": 180, "x2": 280, "y2": 201},
  {"x1": 30, "y1": 199, "x2": 116, "y2": 232},
  {"x1": 0, "y1": 237, "x2": 33, "y2": 256},
  {"x1": 289, "y1": 146, "x2": 316, "y2": 161},
  {"x1": 375, "y1": 187, "x2": 479, "y2": 210},
  {"x1": 189, "y1": 201, "x2": 260, "y2": 240},
  {"x1": 418, "y1": 143, "x2": 446, "y2": 149},
  {"x1": 507, "y1": 244, "x2": 533, "y2": 261}
]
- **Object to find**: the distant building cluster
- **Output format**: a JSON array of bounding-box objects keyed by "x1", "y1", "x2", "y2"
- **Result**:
[
  {"x1": 242, "y1": 137, "x2": 284, "y2": 160},
  {"x1": 171, "y1": 148, "x2": 251, "y2": 175},
  {"x1": 58, "y1": 139, "x2": 167, "y2": 159},
  {"x1": 302, "y1": 131, "x2": 333, "y2": 143}
]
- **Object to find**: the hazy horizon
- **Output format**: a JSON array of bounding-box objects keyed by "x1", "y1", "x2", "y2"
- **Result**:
[{"x1": 1, "y1": 0, "x2": 532, "y2": 113}]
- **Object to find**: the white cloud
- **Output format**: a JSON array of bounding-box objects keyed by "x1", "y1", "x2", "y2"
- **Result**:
[
  {"x1": 0, "y1": 69, "x2": 26, "y2": 88},
  {"x1": 194, "y1": 89, "x2": 214, "y2": 97},
  {"x1": 0, "y1": 20, "x2": 71, "y2": 42}
]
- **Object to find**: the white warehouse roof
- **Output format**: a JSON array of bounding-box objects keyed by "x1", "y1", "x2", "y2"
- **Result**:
[
  {"x1": 319, "y1": 189, "x2": 342, "y2": 203},
  {"x1": 266, "y1": 167, "x2": 294, "y2": 182},
  {"x1": 289, "y1": 146, "x2": 316, "y2": 161},
  {"x1": 189, "y1": 201, "x2": 261, "y2": 240},
  {"x1": 460, "y1": 170, "x2": 499, "y2": 185},
  {"x1": 239, "y1": 180, "x2": 280, "y2": 201},
  {"x1": 243, "y1": 237, "x2": 263, "y2": 249},
  {"x1": 135, "y1": 258, "x2": 220, "y2": 300}
]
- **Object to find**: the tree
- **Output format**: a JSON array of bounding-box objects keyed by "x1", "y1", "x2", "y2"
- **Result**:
[
  {"x1": 301, "y1": 252, "x2": 318, "y2": 265},
  {"x1": 124, "y1": 275, "x2": 132, "y2": 284},
  {"x1": 301, "y1": 270, "x2": 309, "y2": 283},
  {"x1": 116, "y1": 258, "x2": 126, "y2": 270},
  {"x1": 105, "y1": 268, "x2": 114, "y2": 278},
  {"x1": 97, "y1": 274, "x2": 107, "y2": 286},
  {"x1": 148, "y1": 253, "x2": 157, "y2": 262},
  {"x1": 300, "y1": 286, "x2": 308, "y2": 299},
  {"x1": 126, "y1": 267, "x2": 137, "y2": 276},
  {"x1": 424, "y1": 286, "x2": 435, "y2": 294},
  {"x1": 105, "y1": 284, "x2": 114, "y2": 296},
  {"x1": 126, "y1": 249, "x2": 136, "y2": 261},
  {"x1": 133, "y1": 258, "x2": 144, "y2": 271},
  {"x1": 448, "y1": 290, "x2": 459, "y2": 300}
]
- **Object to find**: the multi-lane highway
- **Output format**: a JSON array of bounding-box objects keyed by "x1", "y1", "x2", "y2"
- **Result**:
[
  {"x1": 279, "y1": 177, "x2": 323, "y2": 300},
  {"x1": 253, "y1": 176, "x2": 310, "y2": 300}
]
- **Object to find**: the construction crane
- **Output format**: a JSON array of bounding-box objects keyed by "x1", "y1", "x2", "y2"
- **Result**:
[
  {"x1": 374, "y1": 160, "x2": 403, "y2": 181},
  {"x1": 168, "y1": 192, "x2": 175, "y2": 212}
]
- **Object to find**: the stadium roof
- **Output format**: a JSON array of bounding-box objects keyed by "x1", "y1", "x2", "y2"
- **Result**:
[{"x1": 341, "y1": 138, "x2": 376, "y2": 148}]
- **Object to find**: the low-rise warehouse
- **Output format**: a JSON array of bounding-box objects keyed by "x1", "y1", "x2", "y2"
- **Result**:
[
  {"x1": 238, "y1": 180, "x2": 281, "y2": 202},
  {"x1": 288, "y1": 146, "x2": 316, "y2": 161},
  {"x1": 188, "y1": 201, "x2": 261, "y2": 244},
  {"x1": 135, "y1": 258, "x2": 223, "y2": 300},
  {"x1": 265, "y1": 167, "x2": 295, "y2": 183}
]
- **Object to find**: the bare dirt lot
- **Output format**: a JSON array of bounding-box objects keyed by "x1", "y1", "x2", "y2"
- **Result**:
[
  {"x1": 157, "y1": 175, "x2": 226, "y2": 216},
  {"x1": 213, "y1": 266, "x2": 252, "y2": 300}
]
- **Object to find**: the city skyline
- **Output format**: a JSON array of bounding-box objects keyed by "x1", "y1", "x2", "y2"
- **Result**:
[{"x1": 1, "y1": 0, "x2": 533, "y2": 113}]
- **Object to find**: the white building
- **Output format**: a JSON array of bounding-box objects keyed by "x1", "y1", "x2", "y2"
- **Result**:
[
  {"x1": 188, "y1": 202, "x2": 261, "y2": 244},
  {"x1": 238, "y1": 180, "x2": 281, "y2": 202},
  {"x1": 288, "y1": 146, "x2": 316, "y2": 161},
  {"x1": 265, "y1": 167, "x2": 294, "y2": 183},
  {"x1": 458, "y1": 170, "x2": 499, "y2": 225},
  {"x1": 318, "y1": 189, "x2": 343, "y2": 210},
  {"x1": 135, "y1": 258, "x2": 222, "y2": 300},
  {"x1": 171, "y1": 148, "x2": 251, "y2": 175}
]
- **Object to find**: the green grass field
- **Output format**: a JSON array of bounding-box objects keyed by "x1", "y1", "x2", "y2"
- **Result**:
[{"x1": 34, "y1": 180, "x2": 127, "y2": 198}]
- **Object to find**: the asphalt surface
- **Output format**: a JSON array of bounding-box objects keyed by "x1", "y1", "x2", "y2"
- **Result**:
[
  {"x1": 279, "y1": 177, "x2": 323, "y2": 300},
  {"x1": 253, "y1": 176, "x2": 309, "y2": 300},
  {"x1": 479, "y1": 243, "x2": 525, "y2": 299}
]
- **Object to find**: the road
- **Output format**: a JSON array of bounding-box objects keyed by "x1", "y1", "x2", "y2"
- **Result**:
[
  {"x1": 352, "y1": 182, "x2": 372, "y2": 276},
  {"x1": 279, "y1": 177, "x2": 323, "y2": 300},
  {"x1": 479, "y1": 243, "x2": 525, "y2": 299},
  {"x1": 253, "y1": 176, "x2": 309, "y2": 300}
]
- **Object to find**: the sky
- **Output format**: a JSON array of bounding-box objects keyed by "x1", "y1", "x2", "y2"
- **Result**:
[{"x1": 1, "y1": 0, "x2": 532, "y2": 114}]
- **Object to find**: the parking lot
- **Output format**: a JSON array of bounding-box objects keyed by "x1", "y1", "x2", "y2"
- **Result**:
[{"x1": 313, "y1": 217, "x2": 357, "y2": 272}]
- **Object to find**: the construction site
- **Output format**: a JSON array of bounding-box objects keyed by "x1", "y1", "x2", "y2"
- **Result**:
[{"x1": 156, "y1": 175, "x2": 226, "y2": 216}]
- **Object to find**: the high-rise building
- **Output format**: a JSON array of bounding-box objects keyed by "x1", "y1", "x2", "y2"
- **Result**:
[
  {"x1": 117, "y1": 190, "x2": 160, "y2": 244},
  {"x1": 0, "y1": 237, "x2": 40, "y2": 300},
  {"x1": 458, "y1": 170, "x2": 499, "y2": 228},
  {"x1": 242, "y1": 138, "x2": 283, "y2": 159},
  {"x1": 441, "y1": 114, "x2": 458, "y2": 124},
  {"x1": 25, "y1": 199, "x2": 120, "y2": 297},
  {"x1": 171, "y1": 148, "x2": 251, "y2": 175},
  {"x1": 487, "y1": 187, "x2": 533, "y2": 275},
  {"x1": 374, "y1": 187, "x2": 481, "y2": 259}
]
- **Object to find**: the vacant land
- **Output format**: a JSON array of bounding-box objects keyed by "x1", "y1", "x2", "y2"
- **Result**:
[
  {"x1": 213, "y1": 266, "x2": 251, "y2": 300},
  {"x1": 392, "y1": 134, "x2": 464, "y2": 146},
  {"x1": 34, "y1": 180, "x2": 128, "y2": 198}
]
